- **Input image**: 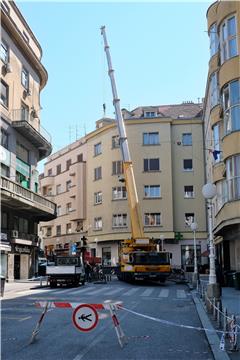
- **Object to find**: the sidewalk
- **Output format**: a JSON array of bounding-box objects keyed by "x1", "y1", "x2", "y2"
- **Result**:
[{"x1": 1, "y1": 277, "x2": 48, "y2": 298}]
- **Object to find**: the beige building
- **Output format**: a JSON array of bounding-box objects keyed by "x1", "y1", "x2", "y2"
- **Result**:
[
  {"x1": 39, "y1": 139, "x2": 87, "y2": 258},
  {"x1": 204, "y1": 1, "x2": 240, "y2": 275},
  {"x1": 0, "y1": 0, "x2": 56, "y2": 280},
  {"x1": 86, "y1": 105, "x2": 207, "y2": 268}
]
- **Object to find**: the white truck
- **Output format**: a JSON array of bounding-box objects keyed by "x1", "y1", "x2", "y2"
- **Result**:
[{"x1": 46, "y1": 256, "x2": 85, "y2": 288}]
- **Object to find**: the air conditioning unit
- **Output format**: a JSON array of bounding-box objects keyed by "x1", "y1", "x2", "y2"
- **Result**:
[
  {"x1": 11, "y1": 230, "x2": 18, "y2": 238},
  {"x1": 5, "y1": 62, "x2": 12, "y2": 73}
]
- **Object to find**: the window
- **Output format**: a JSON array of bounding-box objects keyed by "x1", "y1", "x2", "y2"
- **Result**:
[
  {"x1": 209, "y1": 23, "x2": 219, "y2": 58},
  {"x1": 185, "y1": 213, "x2": 195, "y2": 226},
  {"x1": 21, "y1": 67, "x2": 29, "y2": 89},
  {"x1": 66, "y1": 203, "x2": 72, "y2": 213},
  {"x1": 182, "y1": 133, "x2": 192, "y2": 146},
  {"x1": 144, "y1": 111, "x2": 156, "y2": 118},
  {"x1": 1, "y1": 80, "x2": 9, "y2": 107},
  {"x1": 94, "y1": 167, "x2": 102, "y2": 180},
  {"x1": 1, "y1": 163, "x2": 9, "y2": 177},
  {"x1": 184, "y1": 186, "x2": 194, "y2": 198},
  {"x1": 56, "y1": 184, "x2": 61, "y2": 195},
  {"x1": 220, "y1": 15, "x2": 238, "y2": 63},
  {"x1": 112, "y1": 214, "x2": 127, "y2": 227},
  {"x1": 47, "y1": 187, "x2": 52, "y2": 196},
  {"x1": 46, "y1": 227, "x2": 52, "y2": 237},
  {"x1": 102, "y1": 247, "x2": 111, "y2": 266},
  {"x1": 57, "y1": 206, "x2": 61, "y2": 216},
  {"x1": 112, "y1": 186, "x2": 127, "y2": 200},
  {"x1": 183, "y1": 159, "x2": 193, "y2": 171},
  {"x1": 66, "y1": 180, "x2": 71, "y2": 191},
  {"x1": 94, "y1": 217, "x2": 102, "y2": 230},
  {"x1": 112, "y1": 135, "x2": 120, "y2": 148},
  {"x1": 1, "y1": 212, "x2": 8, "y2": 229},
  {"x1": 66, "y1": 223, "x2": 72, "y2": 234},
  {"x1": 94, "y1": 191, "x2": 102, "y2": 205},
  {"x1": 21, "y1": 102, "x2": 29, "y2": 121},
  {"x1": 0, "y1": 41, "x2": 8, "y2": 63},
  {"x1": 19, "y1": 217, "x2": 29, "y2": 233},
  {"x1": 216, "y1": 180, "x2": 228, "y2": 211},
  {"x1": 16, "y1": 142, "x2": 29, "y2": 163},
  {"x1": 143, "y1": 132, "x2": 159, "y2": 145},
  {"x1": 144, "y1": 213, "x2": 161, "y2": 226},
  {"x1": 76, "y1": 221, "x2": 83, "y2": 232},
  {"x1": 210, "y1": 72, "x2": 219, "y2": 109},
  {"x1": 1, "y1": 1, "x2": 10, "y2": 13},
  {"x1": 56, "y1": 164, "x2": 61, "y2": 175},
  {"x1": 226, "y1": 155, "x2": 240, "y2": 201},
  {"x1": 213, "y1": 124, "x2": 221, "y2": 163},
  {"x1": 56, "y1": 225, "x2": 61, "y2": 236},
  {"x1": 112, "y1": 161, "x2": 123, "y2": 175},
  {"x1": 222, "y1": 80, "x2": 240, "y2": 134},
  {"x1": 1, "y1": 128, "x2": 8, "y2": 149},
  {"x1": 144, "y1": 158, "x2": 160, "y2": 172},
  {"x1": 181, "y1": 245, "x2": 201, "y2": 267},
  {"x1": 66, "y1": 159, "x2": 71, "y2": 171},
  {"x1": 22, "y1": 31, "x2": 30, "y2": 43},
  {"x1": 144, "y1": 185, "x2": 161, "y2": 198},
  {"x1": 48, "y1": 168, "x2": 52, "y2": 176},
  {"x1": 94, "y1": 142, "x2": 102, "y2": 156},
  {"x1": 77, "y1": 154, "x2": 83, "y2": 162}
]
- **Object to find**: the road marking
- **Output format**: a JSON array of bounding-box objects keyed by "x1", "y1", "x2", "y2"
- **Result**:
[
  {"x1": 141, "y1": 289, "x2": 154, "y2": 297},
  {"x1": 123, "y1": 288, "x2": 139, "y2": 296},
  {"x1": 2, "y1": 316, "x2": 31, "y2": 322},
  {"x1": 19, "y1": 316, "x2": 32, "y2": 322},
  {"x1": 104, "y1": 287, "x2": 125, "y2": 295},
  {"x1": 177, "y1": 290, "x2": 187, "y2": 299},
  {"x1": 68, "y1": 287, "x2": 95, "y2": 295},
  {"x1": 86, "y1": 286, "x2": 109, "y2": 295},
  {"x1": 158, "y1": 289, "x2": 169, "y2": 298}
]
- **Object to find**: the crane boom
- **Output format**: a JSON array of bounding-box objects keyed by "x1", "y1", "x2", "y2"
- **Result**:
[{"x1": 101, "y1": 25, "x2": 145, "y2": 240}]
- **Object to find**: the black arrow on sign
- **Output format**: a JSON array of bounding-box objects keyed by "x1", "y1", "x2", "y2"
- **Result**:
[{"x1": 79, "y1": 313, "x2": 92, "y2": 322}]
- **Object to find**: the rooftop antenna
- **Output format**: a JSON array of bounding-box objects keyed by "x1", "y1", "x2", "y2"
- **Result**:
[
  {"x1": 83, "y1": 123, "x2": 86, "y2": 136},
  {"x1": 69, "y1": 125, "x2": 73, "y2": 143},
  {"x1": 103, "y1": 103, "x2": 106, "y2": 117},
  {"x1": 75, "y1": 124, "x2": 79, "y2": 140}
]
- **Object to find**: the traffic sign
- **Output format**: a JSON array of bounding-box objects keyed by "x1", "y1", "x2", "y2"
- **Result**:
[{"x1": 72, "y1": 304, "x2": 99, "y2": 332}]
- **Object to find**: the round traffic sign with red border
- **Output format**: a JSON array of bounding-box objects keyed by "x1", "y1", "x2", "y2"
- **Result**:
[{"x1": 72, "y1": 304, "x2": 99, "y2": 332}]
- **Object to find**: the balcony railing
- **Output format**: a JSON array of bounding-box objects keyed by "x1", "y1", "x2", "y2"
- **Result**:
[
  {"x1": 11, "y1": 108, "x2": 52, "y2": 144},
  {"x1": 1, "y1": 175, "x2": 56, "y2": 214}
]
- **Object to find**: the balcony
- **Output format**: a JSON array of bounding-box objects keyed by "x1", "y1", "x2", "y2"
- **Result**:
[
  {"x1": 1, "y1": 175, "x2": 57, "y2": 221},
  {"x1": 11, "y1": 109, "x2": 52, "y2": 160}
]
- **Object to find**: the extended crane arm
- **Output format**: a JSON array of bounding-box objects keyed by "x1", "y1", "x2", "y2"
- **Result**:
[{"x1": 101, "y1": 26, "x2": 145, "y2": 240}]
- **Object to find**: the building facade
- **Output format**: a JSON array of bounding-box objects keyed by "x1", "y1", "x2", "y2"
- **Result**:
[
  {"x1": 0, "y1": 0, "x2": 56, "y2": 280},
  {"x1": 39, "y1": 139, "x2": 87, "y2": 258},
  {"x1": 86, "y1": 105, "x2": 207, "y2": 268},
  {"x1": 204, "y1": 1, "x2": 240, "y2": 274}
]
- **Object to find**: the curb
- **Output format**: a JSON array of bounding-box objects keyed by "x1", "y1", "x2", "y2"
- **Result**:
[{"x1": 191, "y1": 290, "x2": 230, "y2": 360}]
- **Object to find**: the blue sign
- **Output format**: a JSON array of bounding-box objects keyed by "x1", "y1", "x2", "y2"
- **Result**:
[{"x1": 71, "y1": 244, "x2": 77, "y2": 255}]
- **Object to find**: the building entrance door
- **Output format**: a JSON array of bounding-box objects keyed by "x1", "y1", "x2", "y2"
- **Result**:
[{"x1": 14, "y1": 254, "x2": 20, "y2": 279}]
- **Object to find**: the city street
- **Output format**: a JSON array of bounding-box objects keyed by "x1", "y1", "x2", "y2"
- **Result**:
[{"x1": 2, "y1": 278, "x2": 213, "y2": 360}]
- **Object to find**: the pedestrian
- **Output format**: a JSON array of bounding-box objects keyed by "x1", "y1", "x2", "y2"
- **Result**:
[{"x1": 84, "y1": 261, "x2": 92, "y2": 282}]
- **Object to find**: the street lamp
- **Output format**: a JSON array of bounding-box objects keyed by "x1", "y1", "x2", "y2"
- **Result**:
[
  {"x1": 190, "y1": 222, "x2": 198, "y2": 286},
  {"x1": 202, "y1": 183, "x2": 220, "y2": 299},
  {"x1": 160, "y1": 235, "x2": 165, "y2": 251}
]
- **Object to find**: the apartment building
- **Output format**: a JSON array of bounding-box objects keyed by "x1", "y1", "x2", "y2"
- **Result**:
[
  {"x1": 204, "y1": 1, "x2": 240, "y2": 273},
  {"x1": 86, "y1": 104, "x2": 208, "y2": 268},
  {"x1": 39, "y1": 139, "x2": 87, "y2": 258},
  {"x1": 0, "y1": 1, "x2": 56, "y2": 280}
]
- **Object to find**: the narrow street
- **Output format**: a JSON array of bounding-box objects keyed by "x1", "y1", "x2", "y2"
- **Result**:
[{"x1": 2, "y1": 279, "x2": 213, "y2": 360}]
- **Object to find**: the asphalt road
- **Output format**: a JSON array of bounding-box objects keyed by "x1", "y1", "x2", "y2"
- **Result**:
[{"x1": 1, "y1": 278, "x2": 214, "y2": 360}]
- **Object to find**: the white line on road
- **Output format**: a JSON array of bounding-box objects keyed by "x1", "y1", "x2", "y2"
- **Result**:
[
  {"x1": 141, "y1": 288, "x2": 154, "y2": 297},
  {"x1": 123, "y1": 288, "x2": 139, "y2": 296},
  {"x1": 177, "y1": 290, "x2": 187, "y2": 299},
  {"x1": 158, "y1": 289, "x2": 169, "y2": 298},
  {"x1": 104, "y1": 287, "x2": 125, "y2": 295}
]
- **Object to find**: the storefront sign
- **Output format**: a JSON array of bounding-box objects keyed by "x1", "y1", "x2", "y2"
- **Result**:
[{"x1": 15, "y1": 245, "x2": 31, "y2": 254}]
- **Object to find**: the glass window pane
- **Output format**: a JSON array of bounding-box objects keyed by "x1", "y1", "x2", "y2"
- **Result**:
[
  {"x1": 230, "y1": 81, "x2": 240, "y2": 105},
  {"x1": 231, "y1": 106, "x2": 240, "y2": 131},
  {"x1": 228, "y1": 17, "x2": 236, "y2": 37},
  {"x1": 229, "y1": 38, "x2": 237, "y2": 58}
]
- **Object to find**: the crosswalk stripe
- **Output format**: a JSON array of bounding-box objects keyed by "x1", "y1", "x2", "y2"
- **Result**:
[
  {"x1": 67, "y1": 286, "x2": 95, "y2": 295},
  {"x1": 141, "y1": 289, "x2": 154, "y2": 297},
  {"x1": 177, "y1": 290, "x2": 187, "y2": 299},
  {"x1": 85, "y1": 287, "x2": 109, "y2": 295},
  {"x1": 158, "y1": 289, "x2": 169, "y2": 298},
  {"x1": 104, "y1": 287, "x2": 125, "y2": 295},
  {"x1": 123, "y1": 288, "x2": 139, "y2": 296}
]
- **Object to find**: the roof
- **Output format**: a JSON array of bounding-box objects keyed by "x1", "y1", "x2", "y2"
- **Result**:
[{"x1": 122, "y1": 102, "x2": 203, "y2": 120}]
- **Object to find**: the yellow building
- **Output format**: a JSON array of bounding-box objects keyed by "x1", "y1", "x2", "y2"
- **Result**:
[
  {"x1": 204, "y1": 1, "x2": 240, "y2": 274},
  {"x1": 0, "y1": 1, "x2": 56, "y2": 280}
]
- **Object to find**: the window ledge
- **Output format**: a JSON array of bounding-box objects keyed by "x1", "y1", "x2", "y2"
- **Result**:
[{"x1": 143, "y1": 196, "x2": 162, "y2": 200}]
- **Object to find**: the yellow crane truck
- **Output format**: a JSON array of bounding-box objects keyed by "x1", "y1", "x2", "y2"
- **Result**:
[{"x1": 101, "y1": 26, "x2": 172, "y2": 283}]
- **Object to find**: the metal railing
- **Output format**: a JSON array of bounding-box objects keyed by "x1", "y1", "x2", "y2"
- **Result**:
[
  {"x1": 11, "y1": 109, "x2": 52, "y2": 144},
  {"x1": 198, "y1": 279, "x2": 239, "y2": 352},
  {"x1": 1, "y1": 176, "x2": 56, "y2": 214}
]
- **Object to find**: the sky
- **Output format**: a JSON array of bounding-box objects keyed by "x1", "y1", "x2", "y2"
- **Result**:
[{"x1": 17, "y1": 0, "x2": 212, "y2": 170}]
